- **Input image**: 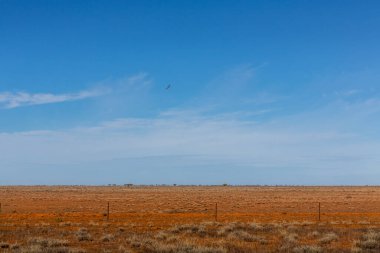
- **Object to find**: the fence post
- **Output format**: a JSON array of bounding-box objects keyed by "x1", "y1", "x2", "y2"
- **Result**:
[
  {"x1": 318, "y1": 202, "x2": 321, "y2": 222},
  {"x1": 215, "y1": 202, "x2": 218, "y2": 222},
  {"x1": 0, "y1": 202, "x2": 1, "y2": 213},
  {"x1": 107, "y1": 202, "x2": 110, "y2": 221}
]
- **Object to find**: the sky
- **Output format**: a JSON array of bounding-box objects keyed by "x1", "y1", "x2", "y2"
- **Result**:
[{"x1": 1, "y1": 0, "x2": 380, "y2": 185}]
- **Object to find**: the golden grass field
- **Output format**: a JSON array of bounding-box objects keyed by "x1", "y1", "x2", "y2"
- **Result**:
[{"x1": 1, "y1": 186, "x2": 380, "y2": 252}]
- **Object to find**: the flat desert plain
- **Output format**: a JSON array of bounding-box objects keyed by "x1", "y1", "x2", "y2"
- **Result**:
[{"x1": 1, "y1": 186, "x2": 380, "y2": 252}]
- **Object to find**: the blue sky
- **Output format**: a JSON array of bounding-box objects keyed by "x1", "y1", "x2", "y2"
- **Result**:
[{"x1": 1, "y1": 0, "x2": 380, "y2": 185}]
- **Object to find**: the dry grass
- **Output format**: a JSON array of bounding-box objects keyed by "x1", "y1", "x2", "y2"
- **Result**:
[
  {"x1": 292, "y1": 245, "x2": 323, "y2": 253},
  {"x1": 2, "y1": 219, "x2": 380, "y2": 252},
  {"x1": 100, "y1": 234, "x2": 114, "y2": 242},
  {"x1": 352, "y1": 230, "x2": 380, "y2": 252},
  {"x1": 318, "y1": 232, "x2": 339, "y2": 244},
  {"x1": 2, "y1": 186, "x2": 380, "y2": 252},
  {"x1": 76, "y1": 228, "x2": 92, "y2": 242},
  {"x1": 0, "y1": 237, "x2": 86, "y2": 253}
]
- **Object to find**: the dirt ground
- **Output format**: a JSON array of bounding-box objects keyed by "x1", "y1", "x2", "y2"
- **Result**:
[{"x1": 1, "y1": 186, "x2": 380, "y2": 252}]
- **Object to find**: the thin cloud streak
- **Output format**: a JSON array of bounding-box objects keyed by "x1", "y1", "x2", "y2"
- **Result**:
[
  {"x1": 0, "y1": 89, "x2": 104, "y2": 109},
  {"x1": 0, "y1": 72, "x2": 150, "y2": 109}
]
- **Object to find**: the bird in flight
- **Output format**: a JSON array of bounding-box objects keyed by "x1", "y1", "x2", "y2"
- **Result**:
[{"x1": 165, "y1": 84, "x2": 171, "y2": 90}]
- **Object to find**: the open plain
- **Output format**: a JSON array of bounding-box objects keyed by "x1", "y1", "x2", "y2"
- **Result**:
[{"x1": 1, "y1": 186, "x2": 380, "y2": 252}]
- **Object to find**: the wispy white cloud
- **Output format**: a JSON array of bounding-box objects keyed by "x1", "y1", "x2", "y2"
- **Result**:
[
  {"x1": 1, "y1": 67, "x2": 380, "y2": 184},
  {"x1": 0, "y1": 72, "x2": 151, "y2": 109},
  {"x1": 1, "y1": 97, "x2": 380, "y2": 184},
  {"x1": 337, "y1": 89, "x2": 362, "y2": 97},
  {"x1": 0, "y1": 89, "x2": 105, "y2": 109},
  {"x1": 201, "y1": 65, "x2": 256, "y2": 102},
  {"x1": 174, "y1": 64, "x2": 281, "y2": 119},
  {"x1": 94, "y1": 72, "x2": 152, "y2": 92}
]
